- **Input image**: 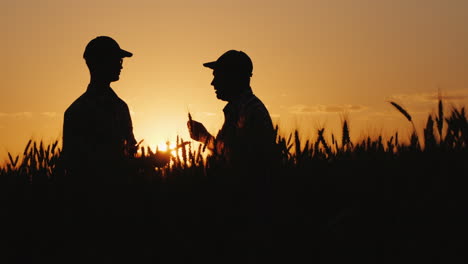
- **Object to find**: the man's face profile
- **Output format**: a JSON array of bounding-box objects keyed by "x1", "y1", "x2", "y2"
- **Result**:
[
  {"x1": 211, "y1": 70, "x2": 237, "y2": 101},
  {"x1": 105, "y1": 57, "x2": 123, "y2": 82},
  {"x1": 88, "y1": 56, "x2": 123, "y2": 82}
]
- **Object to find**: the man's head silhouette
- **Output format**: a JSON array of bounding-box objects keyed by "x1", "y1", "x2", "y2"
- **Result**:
[
  {"x1": 203, "y1": 50, "x2": 253, "y2": 101},
  {"x1": 84, "y1": 36, "x2": 133, "y2": 83}
]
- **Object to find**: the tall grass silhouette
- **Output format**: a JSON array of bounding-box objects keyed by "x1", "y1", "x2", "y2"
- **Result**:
[
  {"x1": 2, "y1": 99, "x2": 466, "y2": 181},
  {"x1": 1, "y1": 99, "x2": 467, "y2": 263}
]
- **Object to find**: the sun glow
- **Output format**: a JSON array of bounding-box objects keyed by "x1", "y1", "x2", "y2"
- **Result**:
[
  {"x1": 134, "y1": 140, "x2": 177, "y2": 158},
  {"x1": 157, "y1": 141, "x2": 177, "y2": 155}
]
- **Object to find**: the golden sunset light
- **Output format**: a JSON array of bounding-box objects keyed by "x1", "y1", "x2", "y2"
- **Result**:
[
  {"x1": 3, "y1": 1, "x2": 468, "y2": 262},
  {"x1": 2, "y1": 0, "x2": 468, "y2": 161}
]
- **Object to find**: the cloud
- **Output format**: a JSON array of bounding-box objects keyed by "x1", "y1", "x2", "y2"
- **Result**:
[
  {"x1": 0, "y1": 112, "x2": 60, "y2": 119},
  {"x1": 289, "y1": 104, "x2": 368, "y2": 115},
  {"x1": 201, "y1": 112, "x2": 216, "y2": 116},
  {"x1": 288, "y1": 104, "x2": 318, "y2": 115},
  {"x1": 0, "y1": 112, "x2": 33, "y2": 118},
  {"x1": 16, "y1": 112, "x2": 33, "y2": 118},
  {"x1": 40, "y1": 112, "x2": 57, "y2": 118},
  {"x1": 388, "y1": 90, "x2": 468, "y2": 103},
  {"x1": 324, "y1": 104, "x2": 367, "y2": 113}
]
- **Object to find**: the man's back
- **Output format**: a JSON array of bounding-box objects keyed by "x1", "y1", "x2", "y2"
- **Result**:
[
  {"x1": 63, "y1": 84, "x2": 136, "y2": 175},
  {"x1": 216, "y1": 89, "x2": 276, "y2": 167}
]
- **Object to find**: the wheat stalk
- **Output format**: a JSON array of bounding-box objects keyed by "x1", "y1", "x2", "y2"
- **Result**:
[{"x1": 389, "y1": 101, "x2": 412, "y2": 122}]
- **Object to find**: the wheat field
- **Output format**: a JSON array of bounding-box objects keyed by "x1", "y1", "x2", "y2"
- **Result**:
[{"x1": 1, "y1": 100, "x2": 467, "y2": 263}]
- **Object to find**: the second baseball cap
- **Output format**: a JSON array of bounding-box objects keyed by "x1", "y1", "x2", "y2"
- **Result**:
[{"x1": 203, "y1": 50, "x2": 253, "y2": 77}]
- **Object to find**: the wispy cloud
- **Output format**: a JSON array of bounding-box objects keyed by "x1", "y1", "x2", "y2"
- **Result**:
[
  {"x1": 288, "y1": 105, "x2": 317, "y2": 115},
  {"x1": 40, "y1": 112, "x2": 58, "y2": 118},
  {"x1": 289, "y1": 104, "x2": 368, "y2": 115},
  {"x1": 0, "y1": 112, "x2": 33, "y2": 118},
  {"x1": 323, "y1": 104, "x2": 368, "y2": 113},
  {"x1": 0, "y1": 112, "x2": 61, "y2": 119},
  {"x1": 387, "y1": 89, "x2": 468, "y2": 103},
  {"x1": 201, "y1": 112, "x2": 216, "y2": 116}
]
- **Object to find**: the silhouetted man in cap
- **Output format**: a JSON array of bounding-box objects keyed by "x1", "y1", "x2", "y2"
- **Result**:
[
  {"x1": 187, "y1": 50, "x2": 276, "y2": 166},
  {"x1": 61, "y1": 36, "x2": 147, "y2": 263},
  {"x1": 63, "y1": 36, "x2": 137, "y2": 182},
  {"x1": 187, "y1": 50, "x2": 275, "y2": 260}
]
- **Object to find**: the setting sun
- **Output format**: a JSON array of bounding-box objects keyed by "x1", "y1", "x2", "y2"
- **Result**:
[{"x1": 156, "y1": 141, "x2": 177, "y2": 156}]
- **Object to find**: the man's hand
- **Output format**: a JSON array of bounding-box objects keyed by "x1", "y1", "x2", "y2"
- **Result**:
[{"x1": 187, "y1": 120, "x2": 212, "y2": 143}]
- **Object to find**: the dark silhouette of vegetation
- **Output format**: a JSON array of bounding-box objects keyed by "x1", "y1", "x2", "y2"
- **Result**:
[{"x1": 1, "y1": 100, "x2": 467, "y2": 263}]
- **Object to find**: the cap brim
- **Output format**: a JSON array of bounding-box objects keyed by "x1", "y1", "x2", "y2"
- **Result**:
[
  {"x1": 203, "y1": 61, "x2": 216, "y2": 69},
  {"x1": 121, "y1": 49, "x2": 133, "y2": 58}
]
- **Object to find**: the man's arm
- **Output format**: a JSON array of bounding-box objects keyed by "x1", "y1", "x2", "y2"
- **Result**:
[
  {"x1": 243, "y1": 104, "x2": 276, "y2": 152},
  {"x1": 123, "y1": 103, "x2": 138, "y2": 157},
  {"x1": 63, "y1": 108, "x2": 87, "y2": 169}
]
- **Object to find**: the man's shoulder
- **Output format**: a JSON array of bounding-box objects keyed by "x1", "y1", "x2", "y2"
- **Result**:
[
  {"x1": 244, "y1": 94, "x2": 269, "y2": 113},
  {"x1": 113, "y1": 96, "x2": 130, "y2": 114},
  {"x1": 242, "y1": 94, "x2": 274, "y2": 128},
  {"x1": 116, "y1": 96, "x2": 129, "y2": 108},
  {"x1": 107, "y1": 89, "x2": 130, "y2": 109},
  {"x1": 64, "y1": 92, "x2": 92, "y2": 117}
]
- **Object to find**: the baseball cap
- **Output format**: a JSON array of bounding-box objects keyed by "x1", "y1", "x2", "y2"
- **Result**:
[
  {"x1": 83, "y1": 36, "x2": 133, "y2": 60},
  {"x1": 203, "y1": 50, "x2": 253, "y2": 77}
]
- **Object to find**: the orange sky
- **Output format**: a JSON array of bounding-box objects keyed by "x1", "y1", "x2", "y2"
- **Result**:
[{"x1": 2, "y1": 0, "x2": 468, "y2": 161}]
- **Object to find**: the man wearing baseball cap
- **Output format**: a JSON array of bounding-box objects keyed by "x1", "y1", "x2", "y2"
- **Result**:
[
  {"x1": 187, "y1": 50, "x2": 276, "y2": 260},
  {"x1": 62, "y1": 36, "x2": 139, "y2": 262},
  {"x1": 62, "y1": 36, "x2": 137, "y2": 182},
  {"x1": 188, "y1": 50, "x2": 276, "y2": 164}
]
